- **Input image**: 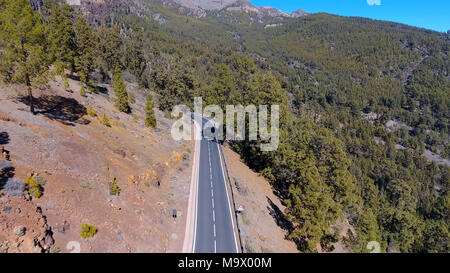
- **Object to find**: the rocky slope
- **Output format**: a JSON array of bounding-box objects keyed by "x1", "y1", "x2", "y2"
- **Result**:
[
  {"x1": 0, "y1": 73, "x2": 193, "y2": 252},
  {"x1": 173, "y1": 0, "x2": 308, "y2": 17},
  {"x1": 174, "y1": 0, "x2": 250, "y2": 10},
  {"x1": 0, "y1": 194, "x2": 55, "y2": 253},
  {"x1": 65, "y1": 0, "x2": 308, "y2": 19}
]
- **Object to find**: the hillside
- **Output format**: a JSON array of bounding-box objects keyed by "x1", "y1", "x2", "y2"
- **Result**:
[
  {"x1": 1, "y1": 0, "x2": 449, "y2": 253},
  {"x1": 0, "y1": 72, "x2": 195, "y2": 252},
  {"x1": 95, "y1": 1, "x2": 448, "y2": 253}
]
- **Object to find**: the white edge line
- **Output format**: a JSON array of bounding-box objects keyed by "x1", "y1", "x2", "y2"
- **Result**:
[
  {"x1": 191, "y1": 121, "x2": 201, "y2": 253},
  {"x1": 216, "y1": 142, "x2": 239, "y2": 253}
]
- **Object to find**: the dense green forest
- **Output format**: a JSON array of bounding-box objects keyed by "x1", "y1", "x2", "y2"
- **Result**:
[{"x1": 0, "y1": 0, "x2": 448, "y2": 252}]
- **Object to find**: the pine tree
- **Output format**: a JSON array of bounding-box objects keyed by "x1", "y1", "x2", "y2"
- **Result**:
[
  {"x1": 48, "y1": 3, "x2": 77, "y2": 72},
  {"x1": 213, "y1": 64, "x2": 234, "y2": 108},
  {"x1": 74, "y1": 16, "x2": 95, "y2": 84},
  {"x1": 123, "y1": 24, "x2": 146, "y2": 79},
  {"x1": 232, "y1": 55, "x2": 256, "y2": 104},
  {"x1": 112, "y1": 66, "x2": 130, "y2": 113},
  {"x1": 144, "y1": 92, "x2": 156, "y2": 128},
  {"x1": 0, "y1": 0, "x2": 50, "y2": 114},
  {"x1": 97, "y1": 24, "x2": 122, "y2": 71}
]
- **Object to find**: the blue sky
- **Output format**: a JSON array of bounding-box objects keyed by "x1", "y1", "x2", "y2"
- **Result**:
[{"x1": 251, "y1": 0, "x2": 450, "y2": 32}]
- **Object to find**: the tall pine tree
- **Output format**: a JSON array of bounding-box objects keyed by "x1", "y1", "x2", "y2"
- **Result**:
[
  {"x1": 74, "y1": 16, "x2": 95, "y2": 84},
  {"x1": 123, "y1": 24, "x2": 146, "y2": 80},
  {"x1": 112, "y1": 66, "x2": 130, "y2": 113},
  {"x1": 97, "y1": 24, "x2": 122, "y2": 71},
  {"x1": 144, "y1": 92, "x2": 156, "y2": 128},
  {"x1": 0, "y1": 0, "x2": 50, "y2": 114},
  {"x1": 48, "y1": 3, "x2": 77, "y2": 73}
]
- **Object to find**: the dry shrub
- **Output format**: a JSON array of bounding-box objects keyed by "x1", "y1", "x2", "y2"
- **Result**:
[
  {"x1": 129, "y1": 175, "x2": 136, "y2": 184},
  {"x1": 170, "y1": 151, "x2": 183, "y2": 165},
  {"x1": 80, "y1": 224, "x2": 97, "y2": 239},
  {"x1": 0, "y1": 111, "x2": 16, "y2": 123},
  {"x1": 25, "y1": 175, "x2": 43, "y2": 198},
  {"x1": 139, "y1": 169, "x2": 158, "y2": 186},
  {"x1": 3, "y1": 178, "x2": 24, "y2": 196}
]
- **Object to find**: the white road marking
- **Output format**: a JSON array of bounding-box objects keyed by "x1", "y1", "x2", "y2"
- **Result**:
[
  {"x1": 191, "y1": 122, "x2": 201, "y2": 253},
  {"x1": 216, "y1": 142, "x2": 239, "y2": 253},
  {"x1": 208, "y1": 140, "x2": 216, "y2": 251}
]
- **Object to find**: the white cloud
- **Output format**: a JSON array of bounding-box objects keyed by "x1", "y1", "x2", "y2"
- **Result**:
[{"x1": 367, "y1": 0, "x2": 381, "y2": 6}]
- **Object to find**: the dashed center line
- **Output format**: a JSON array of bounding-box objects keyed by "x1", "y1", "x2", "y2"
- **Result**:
[{"x1": 208, "y1": 141, "x2": 217, "y2": 253}]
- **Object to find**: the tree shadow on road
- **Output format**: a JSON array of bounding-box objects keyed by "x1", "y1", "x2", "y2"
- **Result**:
[{"x1": 19, "y1": 95, "x2": 90, "y2": 126}]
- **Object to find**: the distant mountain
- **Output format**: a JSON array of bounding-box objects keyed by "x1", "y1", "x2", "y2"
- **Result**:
[
  {"x1": 291, "y1": 8, "x2": 309, "y2": 18},
  {"x1": 178, "y1": 0, "x2": 309, "y2": 18},
  {"x1": 65, "y1": 0, "x2": 309, "y2": 18},
  {"x1": 173, "y1": 0, "x2": 251, "y2": 11}
]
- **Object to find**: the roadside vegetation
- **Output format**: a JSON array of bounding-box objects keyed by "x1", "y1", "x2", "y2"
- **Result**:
[{"x1": 80, "y1": 223, "x2": 97, "y2": 239}]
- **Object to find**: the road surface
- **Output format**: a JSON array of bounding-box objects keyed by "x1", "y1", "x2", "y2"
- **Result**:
[{"x1": 193, "y1": 119, "x2": 238, "y2": 253}]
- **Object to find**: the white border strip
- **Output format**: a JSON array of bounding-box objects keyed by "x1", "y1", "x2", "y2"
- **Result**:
[{"x1": 182, "y1": 120, "x2": 201, "y2": 253}]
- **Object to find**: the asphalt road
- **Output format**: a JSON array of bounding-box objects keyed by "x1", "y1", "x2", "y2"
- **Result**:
[{"x1": 193, "y1": 120, "x2": 238, "y2": 253}]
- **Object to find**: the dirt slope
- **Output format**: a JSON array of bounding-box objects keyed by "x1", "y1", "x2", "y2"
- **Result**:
[
  {"x1": 0, "y1": 74, "x2": 192, "y2": 252},
  {"x1": 223, "y1": 145, "x2": 297, "y2": 253}
]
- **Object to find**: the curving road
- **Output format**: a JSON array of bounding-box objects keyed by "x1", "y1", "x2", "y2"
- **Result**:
[{"x1": 192, "y1": 118, "x2": 238, "y2": 253}]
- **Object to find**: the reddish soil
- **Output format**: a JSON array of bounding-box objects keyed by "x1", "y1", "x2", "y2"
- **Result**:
[
  {"x1": 222, "y1": 145, "x2": 297, "y2": 253},
  {"x1": 0, "y1": 75, "x2": 192, "y2": 252},
  {"x1": 0, "y1": 195, "x2": 54, "y2": 253}
]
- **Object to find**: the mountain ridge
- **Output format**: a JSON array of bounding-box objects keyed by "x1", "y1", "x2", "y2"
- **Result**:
[{"x1": 65, "y1": 0, "x2": 309, "y2": 18}]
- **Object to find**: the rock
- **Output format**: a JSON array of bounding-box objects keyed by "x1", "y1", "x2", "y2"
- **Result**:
[
  {"x1": 24, "y1": 192, "x2": 32, "y2": 201},
  {"x1": 2, "y1": 206, "x2": 11, "y2": 214},
  {"x1": 38, "y1": 217, "x2": 46, "y2": 227},
  {"x1": 36, "y1": 232, "x2": 54, "y2": 251},
  {"x1": 0, "y1": 242, "x2": 9, "y2": 253},
  {"x1": 56, "y1": 221, "x2": 70, "y2": 234},
  {"x1": 1, "y1": 146, "x2": 10, "y2": 161},
  {"x1": 13, "y1": 226, "x2": 26, "y2": 237}
]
